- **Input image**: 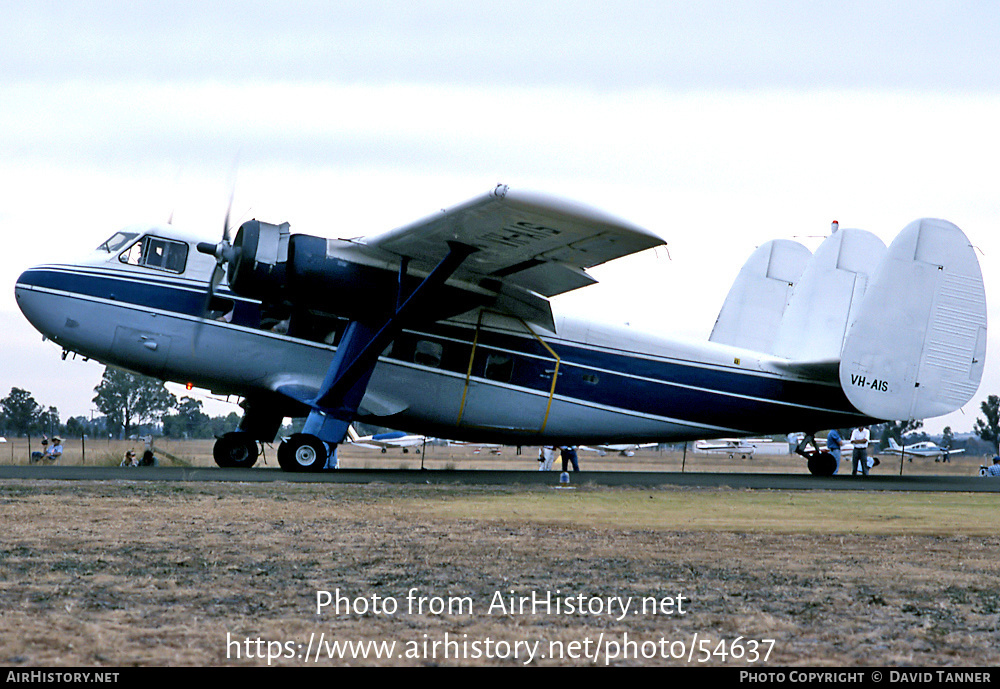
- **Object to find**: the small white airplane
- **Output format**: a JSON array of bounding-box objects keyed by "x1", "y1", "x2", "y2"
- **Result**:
[
  {"x1": 580, "y1": 443, "x2": 657, "y2": 457},
  {"x1": 15, "y1": 186, "x2": 987, "y2": 475},
  {"x1": 345, "y1": 426, "x2": 426, "y2": 453},
  {"x1": 693, "y1": 438, "x2": 769, "y2": 459},
  {"x1": 882, "y1": 437, "x2": 964, "y2": 459},
  {"x1": 450, "y1": 440, "x2": 504, "y2": 455}
]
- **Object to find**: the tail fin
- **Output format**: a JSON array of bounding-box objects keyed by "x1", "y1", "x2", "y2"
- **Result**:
[
  {"x1": 888, "y1": 437, "x2": 901, "y2": 450},
  {"x1": 839, "y1": 219, "x2": 987, "y2": 420},
  {"x1": 709, "y1": 239, "x2": 811, "y2": 353},
  {"x1": 772, "y1": 229, "x2": 887, "y2": 361}
]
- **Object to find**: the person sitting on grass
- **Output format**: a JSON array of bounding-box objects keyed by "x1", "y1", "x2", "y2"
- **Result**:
[{"x1": 44, "y1": 437, "x2": 63, "y2": 464}]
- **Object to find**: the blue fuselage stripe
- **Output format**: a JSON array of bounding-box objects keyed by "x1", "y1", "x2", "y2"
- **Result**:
[{"x1": 17, "y1": 267, "x2": 867, "y2": 433}]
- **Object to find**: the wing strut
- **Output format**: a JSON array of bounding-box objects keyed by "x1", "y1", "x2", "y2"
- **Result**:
[
  {"x1": 283, "y1": 242, "x2": 478, "y2": 470},
  {"x1": 314, "y1": 241, "x2": 477, "y2": 409}
]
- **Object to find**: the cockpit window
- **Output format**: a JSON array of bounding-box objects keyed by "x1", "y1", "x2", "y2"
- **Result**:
[
  {"x1": 119, "y1": 236, "x2": 189, "y2": 273},
  {"x1": 97, "y1": 232, "x2": 138, "y2": 253}
]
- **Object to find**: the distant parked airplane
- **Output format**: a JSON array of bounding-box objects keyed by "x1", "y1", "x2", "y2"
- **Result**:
[
  {"x1": 694, "y1": 438, "x2": 772, "y2": 459},
  {"x1": 581, "y1": 443, "x2": 658, "y2": 457},
  {"x1": 346, "y1": 427, "x2": 426, "y2": 453},
  {"x1": 882, "y1": 437, "x2": 963, "y2": 460}
]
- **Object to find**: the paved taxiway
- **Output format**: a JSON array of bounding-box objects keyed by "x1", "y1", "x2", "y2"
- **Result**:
[{"x1": 1, "y1": 466, "x2": 997, "y2": 492}]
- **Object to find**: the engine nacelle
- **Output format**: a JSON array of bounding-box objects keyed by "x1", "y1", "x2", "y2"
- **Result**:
[
  {"x1": 227, "y1": 219, "x2": 290, "y2": 299},
  {"x1": 227, "y1": 219, "x2": 485, "y2": 323}
]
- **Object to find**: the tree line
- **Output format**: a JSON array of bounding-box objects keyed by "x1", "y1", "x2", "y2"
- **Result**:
[{"x1": 0, "y1": 367, "x2": 240, "y2": 440}]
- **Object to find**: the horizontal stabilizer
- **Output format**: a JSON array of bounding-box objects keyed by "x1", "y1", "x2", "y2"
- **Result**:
[
  {"x1": 709, "y1": 240, "x2": 811, "y2": 353},
  {"x1": 771, "y1": 358, "x2": 841, "y2": 384},
  {"x1": 839, "y1": 219, "x2": 987, "y2": 420}
]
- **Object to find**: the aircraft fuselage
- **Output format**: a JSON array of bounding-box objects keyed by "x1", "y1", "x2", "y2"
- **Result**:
[{"x1": 14, "y1": 226, "x2": 869, "y2": 448}]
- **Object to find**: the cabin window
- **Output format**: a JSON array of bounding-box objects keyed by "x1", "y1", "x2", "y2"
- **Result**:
[
  {"x1": 484, "y1": 353, "x2": 514, "y2": 382},
  {"x1": 414, "y1": 340, "x2": 443, "y2": 368},
  {"x1": 119, "y1": 236, "x2": 189, "y2": 273},
  {"x1": 97, "y1": 231, "x2": 138, "y2": 253}
]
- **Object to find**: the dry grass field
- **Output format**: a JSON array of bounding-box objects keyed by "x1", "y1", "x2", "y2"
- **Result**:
[
  {"x1": 1, "y1": 439, "x2": 997, "y2": 667},
  {"x1": 2, "y1": 436, "x2": 991, "y2": 476}
]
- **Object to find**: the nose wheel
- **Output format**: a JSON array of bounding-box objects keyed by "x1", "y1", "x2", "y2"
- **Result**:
[{"x1": 277, "y1": 433, "x2": 331, "y2": 472}]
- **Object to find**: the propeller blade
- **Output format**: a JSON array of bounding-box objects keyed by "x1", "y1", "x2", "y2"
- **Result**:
[
  {"x1": 202, "y1": 262, "x2": 225, "y2": 313},
  {"x1": 194, "y1": 262, "x2": 226, "y2": 351},
  {"x1": 194, "y1": 184, "x2": 238, "y2": 352},
  {"x1": 209, "y1": 261, "x2": 225, "y2": 293},
  {"x1": 222, "y1": 187, "x2": 234, "y2": 244}
]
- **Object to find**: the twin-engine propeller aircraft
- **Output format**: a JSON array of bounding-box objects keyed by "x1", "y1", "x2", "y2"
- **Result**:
[{"x1": 15, "y1": 185, "x2": 988, "y2": 475}]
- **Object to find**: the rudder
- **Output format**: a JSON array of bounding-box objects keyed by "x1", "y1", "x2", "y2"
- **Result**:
[{"x1": 839, "y1": 218, "x2": 987, "y2": 420}]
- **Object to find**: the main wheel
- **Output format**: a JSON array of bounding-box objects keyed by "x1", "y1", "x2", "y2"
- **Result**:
[
  {"x1": 806, "y1": 451, "x2": 837, "y2": 477},
  {"x1": 213, "y1": 432, "x2": 259, "y2": 468},
  {"x1": 277, "y1": 433, "x2": 328, "y2": 472}
]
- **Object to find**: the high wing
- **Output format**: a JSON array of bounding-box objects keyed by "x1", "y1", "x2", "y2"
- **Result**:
[
  {"x1": 351, "y1": 185, "x2": 664, "y2": 297},
  {"x1": 206, "y1": 187, "x2": 664, "y2": 469},
  {"x1": 340, "y1": 185, "x2": 665, "y2": 330},
  {"x1": 220, "y1": 185, "x2": 664, "y2": 333}
]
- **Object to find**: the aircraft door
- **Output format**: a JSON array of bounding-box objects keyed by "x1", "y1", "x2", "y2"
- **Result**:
[
  {"x1": 456, "y1": 314, "x2": 560, "y2": 434},
  {"x1": 111, "y1": 326, "x2": 174, "y2": 377}
]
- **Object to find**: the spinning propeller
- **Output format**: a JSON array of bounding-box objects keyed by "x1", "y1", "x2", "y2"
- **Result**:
[
  {"x1": 195, "y1": 189, "x2": 238, "y2": 316},
  {"x1": 192, "y1": 191, "x2": 242, "y2": 350}
]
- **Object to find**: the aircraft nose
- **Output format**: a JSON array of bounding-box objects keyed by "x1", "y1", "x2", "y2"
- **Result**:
[
  {"x1": 15, "y1": 265, "x2": 59, "y2": 337},
  {"x1": 15, "y1": 267, "x2": 42, "y2": 322}
]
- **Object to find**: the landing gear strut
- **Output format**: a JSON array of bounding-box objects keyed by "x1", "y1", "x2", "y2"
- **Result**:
[
  {"x1": 272, "y1": 242, "x2": 476, "y2": 473},
  {"x1": 213, "y1": 431, "x2": 259, "y2": 468}
]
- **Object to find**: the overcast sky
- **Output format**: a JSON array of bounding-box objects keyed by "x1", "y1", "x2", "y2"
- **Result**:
[{"x1": 3, "y1": 1, "x2": 999, "y2": 436}]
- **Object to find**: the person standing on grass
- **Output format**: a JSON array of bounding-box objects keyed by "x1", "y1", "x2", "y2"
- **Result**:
[
  {"x1": 850, "y1": 426, "x2": 870, "y2": 477},
  {"x1": 560, "y1": 445, "x2": 580, "y2": 472},
  {"x1": 826, "y1": 428, "x2": 843, "y2": 475},
  {"x1": 538, "y1": 446, "x2": 558, "y2": 471}
]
